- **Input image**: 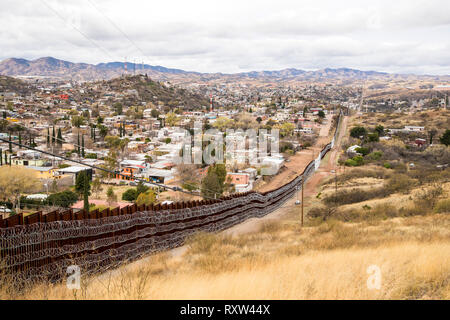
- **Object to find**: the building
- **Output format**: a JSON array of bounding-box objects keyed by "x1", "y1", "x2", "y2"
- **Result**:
[
  {"x1": 404, "y1": 126, "x2": 425, "y2": 132},
  {"x1": 226, "y1": 172, "x2": 252, "y2": 193},
  {"x1": 142, "y1": 168, "x2": 175, "y2": 184},
  {"x1": 55, "y1": 166, "x2": 92, "y2": 184}
]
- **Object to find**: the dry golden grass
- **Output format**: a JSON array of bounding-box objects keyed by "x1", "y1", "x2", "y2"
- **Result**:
[{"x1": 5, "y1": 212, "x2": 449, "y2": 300}]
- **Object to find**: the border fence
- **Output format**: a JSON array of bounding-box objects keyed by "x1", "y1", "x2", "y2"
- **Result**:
[{"x1": 0, "y1": 110, "x2": 344, "y2": 283}]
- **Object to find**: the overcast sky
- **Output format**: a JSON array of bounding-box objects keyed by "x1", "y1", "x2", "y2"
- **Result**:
[{"x1": 1, "y1": 0, "x2": 450, "y2": 74}]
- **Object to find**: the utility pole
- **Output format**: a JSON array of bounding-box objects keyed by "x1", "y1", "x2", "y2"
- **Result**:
[
  {"x1": 331, "y1": 169, "x2": 337, "y2": 210},
  {"x1": 301, "y1": 179, "x2": 304, "y2": 226}
]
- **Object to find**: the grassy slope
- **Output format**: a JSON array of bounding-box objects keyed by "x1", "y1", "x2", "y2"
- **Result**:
[{"x1": 10, "y1": 208, "x2": 450, "y2": 300}]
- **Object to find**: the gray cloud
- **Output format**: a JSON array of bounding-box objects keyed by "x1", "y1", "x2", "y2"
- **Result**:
[{"x1": 0, "y1": 0, "x2": 449, "y2": 74}]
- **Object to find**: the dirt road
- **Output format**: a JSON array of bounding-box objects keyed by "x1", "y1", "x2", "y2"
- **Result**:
[
  {"x1": 223, "y1": 115, "x2": 348, "y2": 237},
  {"x1": 257, "y1": 115, "x2": 333, "y2": 193}
]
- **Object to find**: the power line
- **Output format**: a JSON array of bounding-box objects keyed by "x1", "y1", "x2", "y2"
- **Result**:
[
  {"x1": 0, "y1": 137, "x2": 224, "y2": 202},
  {"x1": 31, "y1": 130, "x2": 225, "y2": 197},
  {"x1": 86, "y1": 0, "x2": 149, "y2": 68},
  {"x1": 40, "y1": 0, "x2": 117, "y2": 61}
]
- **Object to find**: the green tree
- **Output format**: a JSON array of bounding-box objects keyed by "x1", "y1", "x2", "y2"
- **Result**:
[
  {"x1": 77, "y1": 132, "x2": 81, "y2": 155},
  {"x1": 114, "y1": 102, "x2": 123, "y2": 115},
  {"x1": 8, "y1": 132, "x2": 12, "y2": 153},
  {"x1": 201, "y1": 170, "x2": 222, "y2": 199},
  {"x1": 106, "y1": 186, "x2": 117, "y2": 206},
  {"x1": 71, "y1": 115, "x2": 85, "y2": 128},
  {"x1": 428, "y1": 129, "x2": 437, "y2": 145},
  {"x1": 165, "y1": 112, "x2": 179, "y2": 127},
  {"x1": 105, "y1": 136, "x2": 121, "y2": 149},
  {"x1": 278, "y1": 122, "x2": 295, "y2": 137},
  {"x1": 318, "y1": 110, "x2": 325, "y2": 118},
  {"x1": 91, "y1": 177, "x2": 103, "y2": 198},
  {"x1": 98, "y1": 124, "x2": 108, "y2": 139},
  {"x1": 440, "y1": 129, "x2": 450, "y2": 146},
  {"x1": 375, "y1": 125, "x2": 384, "y2": 136},
  {"x1": 355, "y1": 147, "x2": 370, "y2": 156},
  {"x1": 75, "y1": 171, "x2": 91, "y2": 198},
  {"x1": 57, "y1": 128, "x2": 63, "y2": 147},
  {"x1": 151, "y1": 109, "x2": 160, "y2": 118},
  {"x1": 82, "y1": 172, "x2": 90, "y2": 212},
  {"x1": 200, "y1": 164, "x2": 227, "y2": 199},
  {"x1": 122, "y1": 188, "x2": 138, "y2": 201},
  {"x1": 350, "y1": 126, "x2": 367, "y2": 138},
  {"x1": 46, "y1": 190, "x2": 78, "y2": 208},
  {"x1": 81, "y1": 135, "x2": 85, "y2": 158},
  {"x1": 136, "y1": 182, "x2": 149, "y2": 196}
]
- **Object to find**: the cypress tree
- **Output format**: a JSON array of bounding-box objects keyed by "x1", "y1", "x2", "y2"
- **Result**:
[
  {"x1": 81, "y1": 135, "x2": 85, "y2": 158},
  {"x1": 47, "y1": 127, "x2": 50, "y2": 145},
  {"x1": 18, "y1": 131, "x2": 21, "y2": 149},
  {"x1": 0, "y1": 149, "x2": 2, "y2": 166},
  {"x1": 83, "y1": 172, "x2": 90, "y2": 213},
  {"x1": 52, "y1": 126, "x2": 56, "y2": 144},
  {"x1": 57, "y1": 128, "x2": 63, "y2": 147},
  {"x1": 9, "y1": 155, "x2": 11, "y2": 166},
  {"x1": 77, "y1": 132, "x2": 81, "y2": 156},
  {"x1": 4, "y1": 153, "x2": 7, "y2": 165},
  {"x1": 8, "y1": 132, "x2": 12, "y2": 153}
]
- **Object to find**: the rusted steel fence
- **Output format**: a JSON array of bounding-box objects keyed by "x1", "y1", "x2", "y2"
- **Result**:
[{"x1": 0, "y1": 111, "x2": 343, "y2": 282}]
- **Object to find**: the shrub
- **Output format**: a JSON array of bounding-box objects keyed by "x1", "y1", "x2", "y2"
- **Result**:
[
  {"x1": 355, "y1": 147, "x2": 370, "y2": 156},
  {"x1": 122, "y1": 188, "x2": 138, "y2": 201},
  {"x1": 434, "y1": 199, "x2": 450, "y2": 213},
  {"x1": 384, "y1": 174, "x2": 415, "y2": 194},
  {"x1": 136, "y1": 190, "x2": 156, "y2": 206},
  {"x1": 384, "y1": 162, "x2": 392, "y2": 169},
  {"x1": 367, "y1": 151, "x2": 383, "y2": 161},
  {"x1": 46, "y1": 190, "x2": 78, "y2": 208},
  {"x1": 367, "y1": 132, "x2": 379, "y2": 142},
  {"x1": 345, "y1": 156, "x2": 364, "y2": 167},
  {"x1": 85, "y1": 153, "x2": 97, "y2": 159},
  {"x1": 323, "y1": 188, "x2": 385, "y2": 206}
]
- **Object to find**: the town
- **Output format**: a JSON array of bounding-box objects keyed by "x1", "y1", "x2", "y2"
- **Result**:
[{"x1": 0, "y1": 71, "x2": 449, "y2": 219}]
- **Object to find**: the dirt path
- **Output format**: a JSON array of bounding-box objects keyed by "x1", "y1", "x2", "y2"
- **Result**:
[
  {"x1": 257, "y1": 115, "x2": 333, "y2": 193},
  {"x1": 223, "y1": 115, "x2": 348, "y2": 237}
]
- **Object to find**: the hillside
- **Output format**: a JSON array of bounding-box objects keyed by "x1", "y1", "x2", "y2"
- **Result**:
[
  {"x1": 0, "y1": 75, "x2": 35, "y2": 95},
  {"x1": 1, "y1": 57, "x2": 449, "y2": 82},
  {"x1": 93, "y1": 75, "x2": 210, "y2": 109}
]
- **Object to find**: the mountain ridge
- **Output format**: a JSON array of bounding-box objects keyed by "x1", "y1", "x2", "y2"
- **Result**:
[{"x1": 0, "y1": 57, "x2": 447, "y2": 82}]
